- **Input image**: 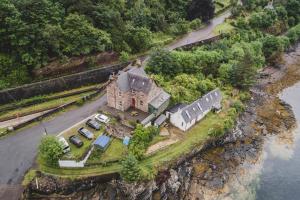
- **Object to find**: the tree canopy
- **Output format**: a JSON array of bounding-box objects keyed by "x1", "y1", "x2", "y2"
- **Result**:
[
  {"x1": 0, "y1": 0, "x2": 217, "y2": 90},
  {"x1": 38, "y1": 136, "x2": 63, "y2": 166}
]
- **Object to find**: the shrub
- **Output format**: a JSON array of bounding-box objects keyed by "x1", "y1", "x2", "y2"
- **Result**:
[
  {"x1": 189, "y1": 18, "x2": 202, "y2": 29},
  {"x1": 232, "y1": 100, "x2": 245, "y2": 113},
  {"x1": 39, "y1": 136, "x2": 63, "y2": 166},
  {"x1": 239, "y1": 91, "x2": 251, "y2": 102},
  {"x1": 120, "y1": 51, "x2": 130, "y2": 63}
]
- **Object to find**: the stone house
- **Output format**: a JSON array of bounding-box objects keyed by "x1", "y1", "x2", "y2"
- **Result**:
[
  {"x1": 107, "y1": 67, "x2": 170, "y2": 116},
  {"x1": 168, "y1": 88, "x2": 222, "y2": 132}
]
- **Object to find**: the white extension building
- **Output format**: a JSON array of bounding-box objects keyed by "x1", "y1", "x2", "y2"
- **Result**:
[{"x1": 168, "y1": 88, "x2": 222, "y2": 132}]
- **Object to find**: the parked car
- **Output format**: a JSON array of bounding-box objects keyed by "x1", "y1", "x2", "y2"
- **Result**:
[
  {"x1": 86, "y1": 119, "x2": 101, "y2": 130},
  {"x1": 95, "y1": 114, "x2": 110, "y2": 124},
  {"x1": 58, "y1": 137, "x2": 70, "y2": 153},
  {"x1": 69, "y1": 135, "x2": 83, "y2": 147},
  {"x1": 78, "y1": 127, "x2": 94, "y2": 140}
]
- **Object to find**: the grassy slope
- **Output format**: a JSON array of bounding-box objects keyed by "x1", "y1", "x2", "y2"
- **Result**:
[{"x1": 0, "y1": 91, "x2": 96, "y2": 121}]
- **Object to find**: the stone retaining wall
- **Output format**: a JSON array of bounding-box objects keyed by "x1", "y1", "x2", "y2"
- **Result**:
[{"x1": 0, "y1": 62, "x2": 129, "y2": 104}]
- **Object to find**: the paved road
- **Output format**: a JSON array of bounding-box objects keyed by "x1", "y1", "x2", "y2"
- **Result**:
[
  {"x1": 167, "y1": 10, "x2": 231, "y2": 50},
  {"x1": 0, "y1": 10, "x2": 230, "y2": 200},
  {"x1": 141, "y1": 10, "x2": 231, "y2": 67}
]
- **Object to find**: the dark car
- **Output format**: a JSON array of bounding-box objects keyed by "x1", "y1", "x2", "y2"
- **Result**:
[
  {"x1": 69, "y1": 135, "x2": 83, "y2": 147},
  {"x1": 78, "y1": 127, "x2": 94, "y2": 140},
  {"x1": 86, "y1": 119, "x2": 101, "y2": 130}
]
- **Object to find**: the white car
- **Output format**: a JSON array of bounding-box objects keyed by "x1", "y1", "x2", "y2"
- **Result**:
[
  {"x1": 58, "y1": 137, "x2": 71, "y2": 153},
  {"x1": 95, "y1": 114, "x2": 110, "y2": 124}
]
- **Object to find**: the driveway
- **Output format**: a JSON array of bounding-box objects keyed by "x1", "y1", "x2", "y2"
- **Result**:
[{"x1": 0, "y1": 10, "x2": 230, "y2": 200}]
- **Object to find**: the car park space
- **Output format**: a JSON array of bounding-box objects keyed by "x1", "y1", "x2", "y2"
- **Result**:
[
  {"x1": 59, "y1": 115, "x2": 105, "y2": 160},
  {"x1": 56, "y1": 112, "x2": 128, "y2": 165}
]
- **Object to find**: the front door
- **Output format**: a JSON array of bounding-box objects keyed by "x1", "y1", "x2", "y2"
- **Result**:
[{"x1": 131, "y1": 98, "x2": 136, "y2": 108}]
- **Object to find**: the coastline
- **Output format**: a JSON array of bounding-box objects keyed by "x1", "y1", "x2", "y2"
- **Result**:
[{"x1": 22, "y1": 43, "x2": 300, "y2": 199}]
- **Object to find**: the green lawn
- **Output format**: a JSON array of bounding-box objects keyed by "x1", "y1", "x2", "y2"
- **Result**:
[
  {"x1": 87, "y1": 139, "x2": 127, "y2": 165},
  {"x1": 213, "y1": 22, "x2": 234, "y2": 35},
  {"x1": 215, "y1": 0, "x2": 232, "y2": 13},
  {"x1": 152, "y1": 32, "x2": 174, "y2": 47}
]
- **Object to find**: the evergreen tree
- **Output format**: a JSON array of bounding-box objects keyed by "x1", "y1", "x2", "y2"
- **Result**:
[{"x1": 121, "y1": 154, "x2": 141, "y2": 182}]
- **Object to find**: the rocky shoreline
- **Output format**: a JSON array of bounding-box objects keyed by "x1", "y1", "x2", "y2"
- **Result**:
[{"x1": 23, "y1": 44, "x2": 300, "y2": 200}]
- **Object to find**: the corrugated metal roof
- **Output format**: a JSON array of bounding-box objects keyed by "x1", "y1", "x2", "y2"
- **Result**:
[
  {"x1": 181, "y1": 88, "x2": 222, "y2": 123},
  {"x1": 154, "y1": 114, "x2": 167, "y2": 126},
  {"x1": 94, "y1": 135, "x2": 111, "y2": 149}
]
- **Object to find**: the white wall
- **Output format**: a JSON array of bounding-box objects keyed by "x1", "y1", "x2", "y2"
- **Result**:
[{"x1": 170, "y1": 112, "x2": 187, "y2": 131}]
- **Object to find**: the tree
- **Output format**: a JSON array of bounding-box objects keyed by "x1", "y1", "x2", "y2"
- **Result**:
[
  {"x1": 187, "y1": 0, "x2": 215, "y2": 22},
  {"x1": 39, "y1": 136, "x2": 63, "y2": 166},
  {"x1": 146, "y1": 48, "x2": 177, "y2": 76},
  {"x1": 62, "y1": 13, "x2": 112, "y2": 56},
  {"x1": 230, "y1": 43, "x2": 261, "y2": 89},
  {"x1": 262, "y1": 35, "x2": 289, "y2": 61},
  {"x1": 121, "y1": 154, "x2": 141, "y2": 182},
  {"x1": 124, "y1": 25, "x2": 153, "y2": 53},
  {"x1": 285, "y1": 0, "x2": 300, "y2": 25}
]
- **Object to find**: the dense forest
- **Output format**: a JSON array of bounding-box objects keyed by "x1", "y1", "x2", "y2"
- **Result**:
[
  {"x1": 0, "y1": 0, "x2": 216, "y2": 89},
  {"x1": 146, "y1": 0, "x2": 300, "y2": 105}
]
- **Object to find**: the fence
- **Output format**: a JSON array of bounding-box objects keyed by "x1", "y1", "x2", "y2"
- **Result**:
[
  {"x1": 0, "y1": 62, "x2": 129, "y2": 104},
  {"x1": 58, "y1": 146, "x2": 94, "y2": 168}
]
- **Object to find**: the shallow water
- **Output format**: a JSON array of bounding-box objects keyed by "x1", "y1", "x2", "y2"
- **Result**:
[{"x1": 255, "y1": 82, "x2": 300, "y2": 200}]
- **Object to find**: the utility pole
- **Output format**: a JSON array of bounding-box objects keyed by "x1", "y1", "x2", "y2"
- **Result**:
[{"x1": 40, "y1": 118, "x2": 48, "y2": 135}]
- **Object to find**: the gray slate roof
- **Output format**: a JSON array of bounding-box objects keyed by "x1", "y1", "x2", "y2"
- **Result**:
[
  {"x1": 167, "y1": 103, "x2": 187, "y2": 114},
  {"x1": 180, "y1": 88, "x2": 222, "y2": 123},
  {"x1": 116, "y1": 67, "x2": 152, "y2": 93},
  {"x1": 149, "y1": 90, "x2": 171, "y2": 109}
]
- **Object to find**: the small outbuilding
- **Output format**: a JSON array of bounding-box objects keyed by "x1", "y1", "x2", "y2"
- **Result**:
[
  {"x1": 154, "y1": 114, "x2": 167, "y2": 127},
  {"x1": 94, "y1": 135, "x2": 111, "y2": 150},
  {"x1": 123, "y1": 136, "x2": 130, "y2": 146}
]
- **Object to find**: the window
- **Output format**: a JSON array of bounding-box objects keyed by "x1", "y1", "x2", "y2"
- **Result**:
[
  {"x1": 119, "y1": 101, "x2": 122, "y2": 106},
  {"x1": 206, "y1": 97, "x2": 209, "y2": 102},
  {"x1": 182, "y1": 122, "x2": 184, "y2": 127},
  {"x1": 140, "y1": 100, "x2": 143, "y2": 106},
  {"x1": 119, "y1": 91, "x2": 122, "y2": 96}
]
